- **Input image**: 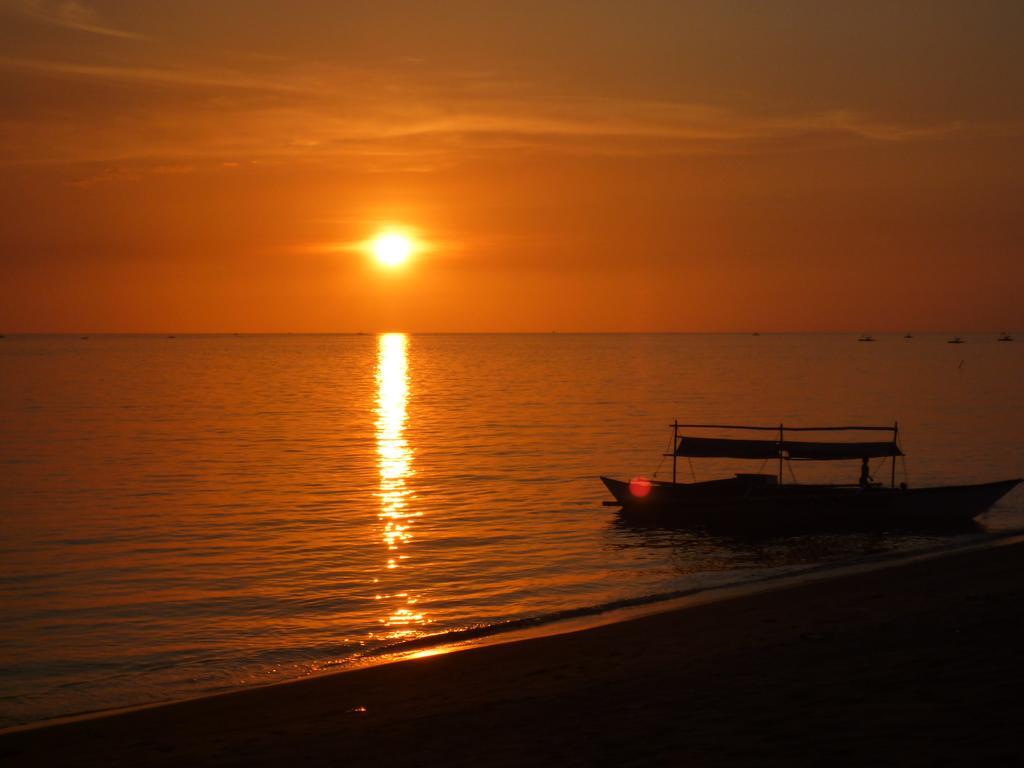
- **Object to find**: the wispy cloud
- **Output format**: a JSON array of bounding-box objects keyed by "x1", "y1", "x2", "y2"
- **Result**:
[
  {"x1": 5, "y1": 0, "x2": 144, "y2": 39},
  {"x1": 0, "y1": 56, "x2": 301, "y2": 92},
  {"x1": 0, "y1": 55, "x2": 1010, "y2": 175}
]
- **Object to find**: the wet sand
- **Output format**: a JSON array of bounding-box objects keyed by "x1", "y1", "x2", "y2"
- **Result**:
[{"x1": 3, "y1": 539, "x2": 1024, "y2": 767}]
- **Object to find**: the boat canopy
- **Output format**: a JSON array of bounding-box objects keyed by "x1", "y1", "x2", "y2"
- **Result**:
[{"x1": 676, "y1": 436, "x2": 902, "y2": 461}]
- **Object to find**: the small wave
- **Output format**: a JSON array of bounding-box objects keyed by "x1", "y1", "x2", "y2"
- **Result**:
[{"x1": 360, "y1": 528, "x2": 1017, "y2": 661}]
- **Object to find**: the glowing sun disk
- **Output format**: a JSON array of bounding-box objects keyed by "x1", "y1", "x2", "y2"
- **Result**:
[{"x1": 371, "y1": 232, "x2": 414, "y2": 267}]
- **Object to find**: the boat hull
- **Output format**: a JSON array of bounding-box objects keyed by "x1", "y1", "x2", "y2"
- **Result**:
[{"x1": 601, "y1": 476, "x2": 1021, "y2": 533}]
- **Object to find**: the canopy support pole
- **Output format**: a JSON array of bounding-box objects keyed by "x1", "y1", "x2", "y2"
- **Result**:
[
  {"x1": 672, "y1": 419, "x2": 678, "y2": 485},
  {"x1": 778, "y1": 423, "x2": 784, "y2": 485},
  {"x1": 892, "y1": 421, "x2": 898, "y2": 488}
]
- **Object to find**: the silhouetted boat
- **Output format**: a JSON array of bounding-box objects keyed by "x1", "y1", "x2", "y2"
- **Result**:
[
  {"x1": 857, "y1": 335, "x2": 875, "y2": 342},
  {"x1": 948, "y1": 337, "x2": 964, "y2": 344},
  {"x1": 998, "y1": 332, "x2": 1013, "y2": 342},
  {"x1": 904, "y1": 333, "x2": 913, "y2": 339},
  {"x1": 601, "y1": 422, "x2": 1020, "y2": 533}
]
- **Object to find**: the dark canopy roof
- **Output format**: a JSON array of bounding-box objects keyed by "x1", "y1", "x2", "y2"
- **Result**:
[{"x1": 676, "y1": 436, "x2": 902, "y2": 461}]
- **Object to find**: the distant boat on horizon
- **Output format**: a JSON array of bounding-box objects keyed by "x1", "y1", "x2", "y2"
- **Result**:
[
  {"x1": 998, "y1": 332, "x2": 1013, "y2": 342},
  {"x1": 948, "y1": 337, "x2": 965, "y2": 344},
  {"x1": 858, "y1": 335, "x2": 875, "y2": 342},
  {"x1": 904, "y1": 333, "x2": 913, "y2": 339}
]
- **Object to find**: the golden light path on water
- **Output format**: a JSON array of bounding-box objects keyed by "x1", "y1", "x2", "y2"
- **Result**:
[{"x1": 374, "y1": 333, "x2": 426, "y2": 638}]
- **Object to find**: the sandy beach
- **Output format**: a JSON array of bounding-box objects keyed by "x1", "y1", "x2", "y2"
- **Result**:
[{"x1": 3, "y1": 538, "x2": 1023, "y2": 767}]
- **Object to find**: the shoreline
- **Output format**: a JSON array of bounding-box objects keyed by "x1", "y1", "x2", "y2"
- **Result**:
[
  {"x1": 2, "y1": 527, "x2": 1021, "y2": 737},
  {"x1": 5, "y1": 532, "x2": 1024, "y2": 765}
]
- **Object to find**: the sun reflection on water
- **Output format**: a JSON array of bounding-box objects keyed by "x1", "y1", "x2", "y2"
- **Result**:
[{"x1": 374, "y1": 333, "x2": 427, "y2": 637}]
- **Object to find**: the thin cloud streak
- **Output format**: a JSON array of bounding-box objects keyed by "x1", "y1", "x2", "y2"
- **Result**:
[
  {"x1": 0, "y1": 57, "x2": 301, "y2": 92},
  {"x1": 0, "y1": 56, "x2": 1013, "y2": 174},
  {"x1": 5, "y1": 0, "x2": 145, "y2": 40}
]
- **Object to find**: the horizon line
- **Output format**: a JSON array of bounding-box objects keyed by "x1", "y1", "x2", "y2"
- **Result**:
[{"x1": 0, "y1": 330, "x2": 1016, "y2": 337}]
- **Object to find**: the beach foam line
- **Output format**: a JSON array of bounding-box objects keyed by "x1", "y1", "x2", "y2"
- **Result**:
[
  {"x1": 4, "y1": 527, "x2": 1022, "y2": 736},
  {"x1": 368, "y1": 527, "x2": 1024, "y2": 663}
]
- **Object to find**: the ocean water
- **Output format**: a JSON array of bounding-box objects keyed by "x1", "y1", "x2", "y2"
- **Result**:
[{"x1": 0, "y1": 333, "x2": 1022, "y2": 728}]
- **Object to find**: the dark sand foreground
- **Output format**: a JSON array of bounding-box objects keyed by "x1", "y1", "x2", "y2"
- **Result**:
[{"x1": 4, "y1": 540, "x2": 1024, "y2": 767}]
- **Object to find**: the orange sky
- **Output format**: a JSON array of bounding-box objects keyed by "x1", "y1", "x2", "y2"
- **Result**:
[{"x1": 1, "y1": 0, "x2": 1022, "y2": 332}]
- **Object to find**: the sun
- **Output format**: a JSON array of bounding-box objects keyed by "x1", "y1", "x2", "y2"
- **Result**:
[{"x1": 370, "y1": 232, "x2": 414, "y2": 267}]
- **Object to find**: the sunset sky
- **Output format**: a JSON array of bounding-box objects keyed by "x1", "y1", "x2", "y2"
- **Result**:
[{"x1": 1, "y1": 0, "x2": 1022, "y2": 332}]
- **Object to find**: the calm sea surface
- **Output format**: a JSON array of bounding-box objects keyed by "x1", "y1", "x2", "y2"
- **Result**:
[{"x1": 1, "y1": 333, "x2": 1022, "y2": 728}]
